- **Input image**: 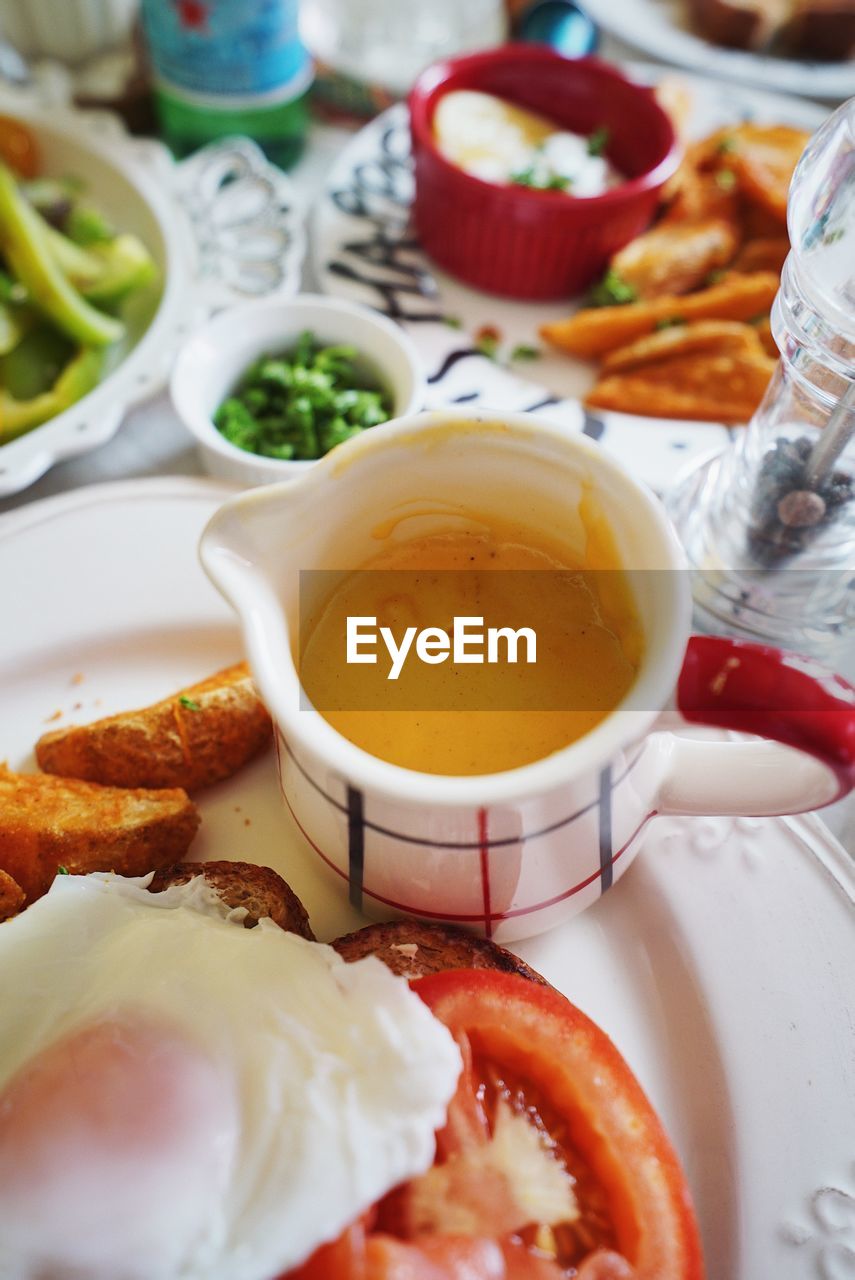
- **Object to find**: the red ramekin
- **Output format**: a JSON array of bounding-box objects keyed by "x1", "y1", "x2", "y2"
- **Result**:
[{"x1": 408, "y1": 45, "x2": 680, "y2": 301}]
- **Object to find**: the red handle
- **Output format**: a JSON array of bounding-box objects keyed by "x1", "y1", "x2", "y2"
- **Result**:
[{"x1": 677, "y1": 635, "x2": 855, "y2": 803}]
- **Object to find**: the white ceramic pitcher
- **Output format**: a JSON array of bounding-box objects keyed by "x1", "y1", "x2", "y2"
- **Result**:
[{"x1": 200, "y1": 410, "x2": 854, "y2": 942}]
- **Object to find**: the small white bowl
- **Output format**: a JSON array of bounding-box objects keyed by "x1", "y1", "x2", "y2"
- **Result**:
[{"x1": 170, "y1": 294, "x2": 426, "y2": 486}]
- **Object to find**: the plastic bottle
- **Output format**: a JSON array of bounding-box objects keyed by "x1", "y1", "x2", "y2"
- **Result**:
[{"x1": 140, "y1": 0, "x2": 312, "y2": 168}]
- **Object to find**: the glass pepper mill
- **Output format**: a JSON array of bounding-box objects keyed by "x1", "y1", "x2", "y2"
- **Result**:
[{"x1": 668, "y1": 98, "x2": 855, "y2": 678}]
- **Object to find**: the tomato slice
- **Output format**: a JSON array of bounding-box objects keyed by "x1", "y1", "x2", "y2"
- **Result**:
[
  {"x1": 0, "y1": 117, "x2": 39, "y2": 178},
  {"x1": 408, "y1": 971, "x2": 704, "y2": 1280},
  {"x1": 286, "y1": 971, "x2": 704, "y2": 1280}
]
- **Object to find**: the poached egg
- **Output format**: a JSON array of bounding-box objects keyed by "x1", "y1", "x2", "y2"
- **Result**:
[
  {"x1": 0, "y1": 873, "x2": 462, "y2": 1280},
  {"x1": 433, "y1": 90, "x2": 621, "y2": 197}
]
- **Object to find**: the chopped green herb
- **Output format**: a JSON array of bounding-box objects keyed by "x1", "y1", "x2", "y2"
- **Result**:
[
  {"x1": 510, "y1": 166, "x2": 570, "y2": 192},
  {"x1": 654, "y1": 316, "x2": 686, "y2": 331},
  {"x1": 716, "y1": 135, "x2": 738, "y2": 155},
  {"x1": 56, "y1": 865, "x2": 69, "y2": 875},
  {"x1": 705, "y1": 268, "x2": 727, "y2": 286},
  {"x1": 748, "y1": 313, "x2": 769, "y2": 326},
  {"x1": 213, "y1": 330, "x2": 392, "y2": 462},
  {"x1": 511, "y1": 165, "x2": 537, "y2": 187},
  {"x1": 179, "y1": 696, "x2": 202, "y2": 711},
  {"x1": 510, "y1": 343, "x2": 541, "y2": 361},
  {"x1": 442, "y1": 314, "x2": 463, "y2": 329},
  {"x1": 587, "y1": 269, "x2": 638, "y2": 308},
  {"x1": 715, "y1": 169, "x2": 737, "y2": 192},
  {"x1": 475, "y1": 332, "x2": 500, "y2": 360},
  {"x1": 587, "y1": 127, "x2": 610, "y2": 157}
]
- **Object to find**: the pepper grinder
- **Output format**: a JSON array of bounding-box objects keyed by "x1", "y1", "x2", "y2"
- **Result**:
[{"x1": 668, "y1": 98, "x2": 855, "y2": 676}]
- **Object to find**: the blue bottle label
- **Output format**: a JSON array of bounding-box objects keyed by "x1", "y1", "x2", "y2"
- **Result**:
[{"x1": 142, "y1": 0, "x2": 309, "y2": 99}]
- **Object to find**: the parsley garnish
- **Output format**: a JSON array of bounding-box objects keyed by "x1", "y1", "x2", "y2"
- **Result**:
[
  {"x1": 654, "y1": 316, "x2": 686, "y2": 331},
  {"x1": 715, "y1": 169, "x2": 737, "y2": 191},
  {"x1": 442, "y1": 314, "x2": 463, "y2": 329},
  {"x1": 475, "y1": 332, "x2": 500, "y2": 360},
  {"x1": 716, "y1": 135, "x2": 738, "y2": 154},
  {"x1": 179, "y1": 696, "x2": 201, "y2": 711},
  {"x1": 57, "y1": 865, "x2": 69, "y2": 875},
  {"x1": 588, "y1": 269, "x2": 638, "y2": 308},
  {"x1": 587, "y1": 126, "x2": 610, "y2": 157},
  {"x1": 511, "y1": 167, "x2": 570, "y2": 192},
  {"x1": 510, "y1": 344, "x2": 541, "y2": 361}
]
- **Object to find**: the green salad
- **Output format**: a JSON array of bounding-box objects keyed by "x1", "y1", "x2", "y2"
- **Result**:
[
  {"x1": 0, "y1": 157, "x2": 158, "y2": 446},
  {"x1": 214, "y1": 331, "x2": 393, "y2": 462}
]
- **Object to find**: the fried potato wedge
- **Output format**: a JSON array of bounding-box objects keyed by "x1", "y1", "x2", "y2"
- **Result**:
[
  {"x1": 585, "y1": 350, "x2": 776, "y2": 423},
  {"x1": 601, "y1": 320, "x2": 766, "y2": 372},
  {"x1": 541, "y1": 273, "x2": 779, "y2": 359},
  {"x1": 730, "y1": 236, "x2": 789, "y2": 275},
  {"x1": 0, "y1": 868, "x2": 25, "y2": 921},
  {"x1": 662, "y1": 168, "x2": 741, "y2": 225},
  {"x1": 611, "y1": 217, "x2": 742, "y2": 299},
  {"x1": 0, "y1": 764, "x2": 200, "y2": 903},
  {"x1": 730, "y1": 124, "x2": 811, "y2": 222},
  {"x1": 753, "y1": 315, "x2": 779, "y2": 358},
  {"x1": 36, "y1": 661, "x2": 271, "y2": 792}
]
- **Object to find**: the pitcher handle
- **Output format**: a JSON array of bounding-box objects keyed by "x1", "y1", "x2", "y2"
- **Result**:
[{"x1": 654, "y1": 636, "x2": 855, "y2": 818}]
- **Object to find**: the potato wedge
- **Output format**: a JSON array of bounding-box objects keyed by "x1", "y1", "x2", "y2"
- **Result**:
[
  {"x1": 601, "y1": 320, "x2": 766, "y2": 372},
  {"x1": 36, "y1": 661, "x2": 271, "y2": 792},
  {"x1": 729, "y1": 124, "x2": 811, "y2": 222},
  {"x1": 541, "y1": 272, "x2": 778, "y2": 359},
  {"x1": 0, "y1": 764, "x2": 200, "y2": 903},
  {"x1": 611, "y1": 217, "x2": 742, "y2": 299},
  {"x1": 0, "y1": 868, "x2": 25, "y2": 921},
  {"x1": 753, "y1": 315, "x2": 779, "y2": 358},
  {"x1": 730, "y1": 236, "x2": 789, "y2": 275},
  {"x1": 585, "y1": 350, "x2": 776, "y2": 422},
  {"x1": 662, "y1": 169, "x2": 741, "y2": 225}
]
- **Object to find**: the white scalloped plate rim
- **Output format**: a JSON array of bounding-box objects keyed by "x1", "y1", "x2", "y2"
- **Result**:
[
  {"x1": 0, "y1": 474, "x2": 852, "y2": 1280},
  {"x1": 0, "y1": 99, "x2": 305, "y2": 498}
]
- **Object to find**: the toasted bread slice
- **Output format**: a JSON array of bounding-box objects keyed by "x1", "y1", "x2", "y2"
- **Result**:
[
  {"x1": 0, "y1": 765, "x2": 200, "y2": 903},
  {"x1": 688, "y1": 0, "x2": 790, "y2": 50},
  {"x1": 332, "y1": 920, "x2": 548, "y2": 985},
  {"x1": 35, "y1": 662, "x2": 271, "y2": 793},
  {"x1": 147, "y1": 860, "x2": 315, "y2": 939},
  {"x1": 0, "y1": 868, "x2": 25, "y2": 921}
]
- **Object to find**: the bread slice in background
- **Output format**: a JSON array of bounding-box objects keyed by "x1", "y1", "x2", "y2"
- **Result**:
[
  {"x1": 687, "y1": 0, "x2": 854, "y2": 57},
  {"x1": 332, "y1": 919, "x2": 548, "y2": 985},
  {"x1": 687, "y1": 0, "x2": 791, "y2": 48},
  {"x1": 35, "y1": 661, "x2": 271, "y2": 793},
  {"x1": 0, "y1": 765, "x2": 200, "y2": 902},
  {"x1": 782, "y1": 0, "x2": 855, "y2": 57},
  {"x1": 148, "y1": 860, "x2": 315, "y2": 939}
]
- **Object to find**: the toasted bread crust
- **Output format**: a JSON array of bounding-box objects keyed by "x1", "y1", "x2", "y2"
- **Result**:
[
  {"x1": 35, "y1": 662, "x2": 272, "y2": 793},
  {"x1": 147, "y1": 860, "x2": 315, "y2": 939},
  {"x1": 332, "y1": 920, "x2": 548, "y2": 985},
  {"x1": 0, "y1": 869, "x2": 25, "y2": 921},
  {"x1": 0, "y1": 765, "x2": 200, "y2": 902}
]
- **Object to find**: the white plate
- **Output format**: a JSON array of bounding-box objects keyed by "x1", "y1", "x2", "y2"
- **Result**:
[
  {"x1": 0, "y1": 92, "x2": 305, "y2": 497},
  {"x1": 1, "y1": 476, "x2": 853, "y2": 1280},
  {"x1": 313, "y1": 73, "x2": 826, "y2": 496},
  {"x1": 588, "y1": 0, "x2": 855, "y2": 103}
]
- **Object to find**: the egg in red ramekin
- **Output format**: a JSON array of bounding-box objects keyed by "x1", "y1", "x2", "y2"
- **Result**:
[{"x1": 408, "y1": 45, "x2": 680, "y2": 301}]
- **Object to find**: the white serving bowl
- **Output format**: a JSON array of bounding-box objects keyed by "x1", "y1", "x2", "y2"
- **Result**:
[
  {"x1": 170, "y1": 294, "x2": 426, "y2": 486},
  {"x1": 0, "y1": 97, "x2": 304, "y2": 497}
]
